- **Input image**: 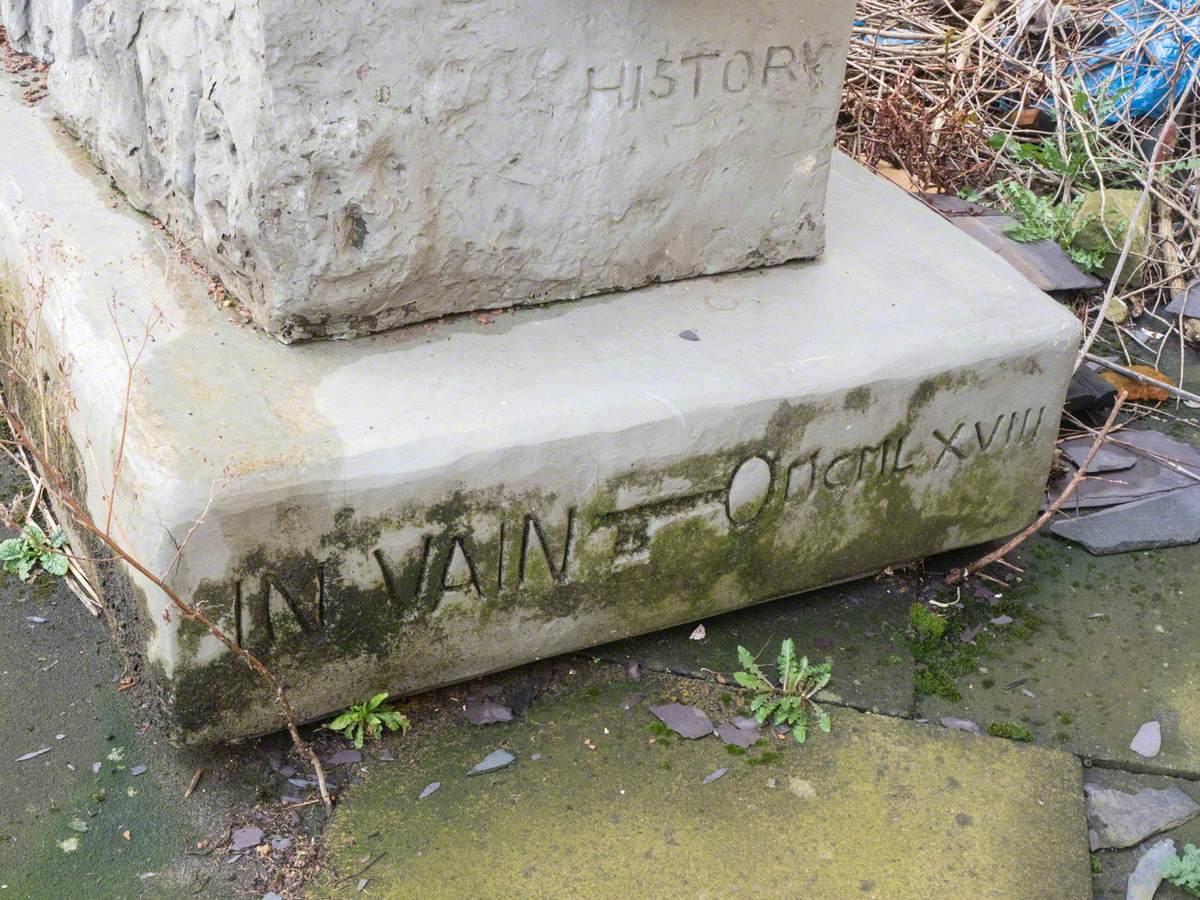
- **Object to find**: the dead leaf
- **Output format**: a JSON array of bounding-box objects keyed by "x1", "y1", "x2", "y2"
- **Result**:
[
  {"x1": 184, "y1": 768, "x2": 204, "y2": 799},
  {"x1": 1099, "y1": 365, "x2": 1175, "y2": 402}
]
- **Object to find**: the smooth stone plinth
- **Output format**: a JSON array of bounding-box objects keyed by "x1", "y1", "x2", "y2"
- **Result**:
[
  {"x1": 0, "y1": 83, "x2": 1081, "y2": 743},
  {"x1": 2, "y1": 0, "x2": 855, "y2": 341}
]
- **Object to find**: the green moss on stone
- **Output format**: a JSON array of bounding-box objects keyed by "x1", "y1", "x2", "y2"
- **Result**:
[{"x1": 987, "y1": 721, "x2": 1033, "y2": 742}]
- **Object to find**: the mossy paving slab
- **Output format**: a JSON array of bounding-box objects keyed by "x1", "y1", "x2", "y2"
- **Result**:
[
  {"x1": 0, "y1": 458, "x2": 290, "y2": 899},
  {"x1": 1086, "y1": 769, "x2": 1200, "y2": 899},
  {"x1": 315, "y1": 672, "x2": 1090, "y2": 898},
  {"x1": 597, "y1": 577, "x2": 917, "y2": 717},
  {"x1": 0, "y1": 573, "x2": 195, "y2": 898},
  {"x1": 916, "y1": 536, "x2": 1200, "y2": 777}
]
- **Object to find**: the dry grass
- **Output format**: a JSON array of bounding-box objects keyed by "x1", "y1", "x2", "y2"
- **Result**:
[{"x1": 839, "y1": 0, "x2": 1200, "y2": 365}]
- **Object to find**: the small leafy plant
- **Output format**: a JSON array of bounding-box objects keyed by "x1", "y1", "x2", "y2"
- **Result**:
[
  {"x1": 1163, "y1": 843, "x2": 1200, "y2": 896},
  {"x1": 733, "y1": 639, "x2": 831, "y2": 744},
  {"x1": 993, "y1": 180, "x2": 1107, "y2": 273},
  {"x1": 0, "y1": 523, "x2": 69, "y2": 580},
  {"x1": 327, "y1": 692, "x2": 409, "y2": 749}
]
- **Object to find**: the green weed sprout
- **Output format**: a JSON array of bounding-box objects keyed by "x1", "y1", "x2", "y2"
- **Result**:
[
  {"x1": 328, "y1": 692, "x2": 409, "y2": 749},
  {"x1": 733, "y1": 639, "x2": 832, "y2": 744},
  {"x1": 0, "y1": 523, "x2": 69, "y2": 580}
]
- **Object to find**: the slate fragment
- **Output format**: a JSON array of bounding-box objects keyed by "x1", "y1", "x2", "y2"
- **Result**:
[
  {"x1": 703, "y1": 768, "x2": 728, "y2": 784},
  {"x1": 1117, "y1": 429, "x2": 1200, "y2": 467},
  {"x1": 1060, "y1": 437, "x2": 1138, "y2": 473},
  {"x1": 1166, "y1": 281, "x2": 1200, "y2": 317},
  {"x1": 326, "y1": 749, "x2": 363, "y2": 766},
  {"x1": 1050, "y1": 486, "x2": 1200, "y2": 555},
  {"x1": 418, "y1": 782, "x2": 441, "y2": 800},
  {"x1": 468, "y1": 749, "x2": 515, "y2": 776},
  {"x1": 1126, "y1": 838, "x2": 1176, "y2": 900},
  {"x1": 649, "y1": 704, "x2": 714, "y2": 740},
  {"x1": 940, "y1": 718, "x2": 982, "y2": 735},
  {"x1": 678, "y1": 330, "x2": 700, "y2": 342},
  {"x1": 1085, "y1": 784, "x2": 1200, "y2": 849},
  {"x1": 16, "y1": 747, "x2": 50, "y2": 762},
  {"x1": 717, "y1": 720, "x2": 761, "y2": 748},
  {"x1": 462, "y1": 696, "x2": 513, "y2": 726},
  {"x1": 230, "y1": 827, "x2": 264, "y2": 851},
  {"x1": 946, "y1": 213, "x2": 1102, "y2": 292},
  {"x1": 1129, "y1": 721, "x2": 1162, "y2": 759},
  {"x1": 959, "y1": 623, "x2": 983, "y2": 643},
  {"x1": 1065, "y1": 366, "x2": 1118, "y2": 414},
  {"x1": 1047, "y1": 430, "x2": 1200, "y2": 510},
  {"x1": 130, "y1": 764, "x2": 148, "y2": 776}
]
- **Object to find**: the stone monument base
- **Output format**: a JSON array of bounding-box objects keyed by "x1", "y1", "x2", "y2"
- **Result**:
[{"x1": 0, "y1": 81, "x2": 1081, "y2": 744}]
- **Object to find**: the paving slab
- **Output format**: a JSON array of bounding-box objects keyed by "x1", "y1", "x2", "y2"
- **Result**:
[
  {"x1": 598, "y1": 575, "x2": 917, "y2": 717},
  {"x1": 0, "y1": 456, "x2": 326, "y2": 898},
  {"x1": 0, "y1": 74, "x2": 1081, "y2": 744},
  {"x1": 315, "y1": 669, "x2": 1091, "y2": 898},
  {"x1": 916, "y1": 535, "x2": 1200, "y2": 778},
  {"x1": 1085, "y1": 769, "x2": 1200, "y2": 899}
]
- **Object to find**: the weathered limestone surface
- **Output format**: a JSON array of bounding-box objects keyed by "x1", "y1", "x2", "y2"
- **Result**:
[
  {"x1": 0, "y1": 84, "x2": 1081, "y2": 743},
  {"x1": 1, "y1": 0, "x2": 855, "y2": 341}
]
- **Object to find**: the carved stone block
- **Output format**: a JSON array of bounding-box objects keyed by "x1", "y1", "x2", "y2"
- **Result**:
[
  {"x1": 0, "y1": 83, "x2": 1081, "y2": 742},
  {"x1": 2, "y1": 0, "x2": 856, "y2": 341}
]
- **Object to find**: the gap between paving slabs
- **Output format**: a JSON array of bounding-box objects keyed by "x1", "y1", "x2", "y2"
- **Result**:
[{"x1": 597, "y1": 505, "x2": 1200, "y2": 896}]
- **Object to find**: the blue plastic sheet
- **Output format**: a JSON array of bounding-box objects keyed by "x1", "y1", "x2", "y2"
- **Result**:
[{"x1": 1057, "y1": 0, "x2": 1200, "y2": 121}]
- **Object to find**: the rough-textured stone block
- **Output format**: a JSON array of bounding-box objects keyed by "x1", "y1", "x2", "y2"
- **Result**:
[
  {"x1": 0, "y1": 86, "x2": 1081, "y2": 743},
  {"x1": 2, "y1": 0, "x2": 855, "y2": 341}
]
